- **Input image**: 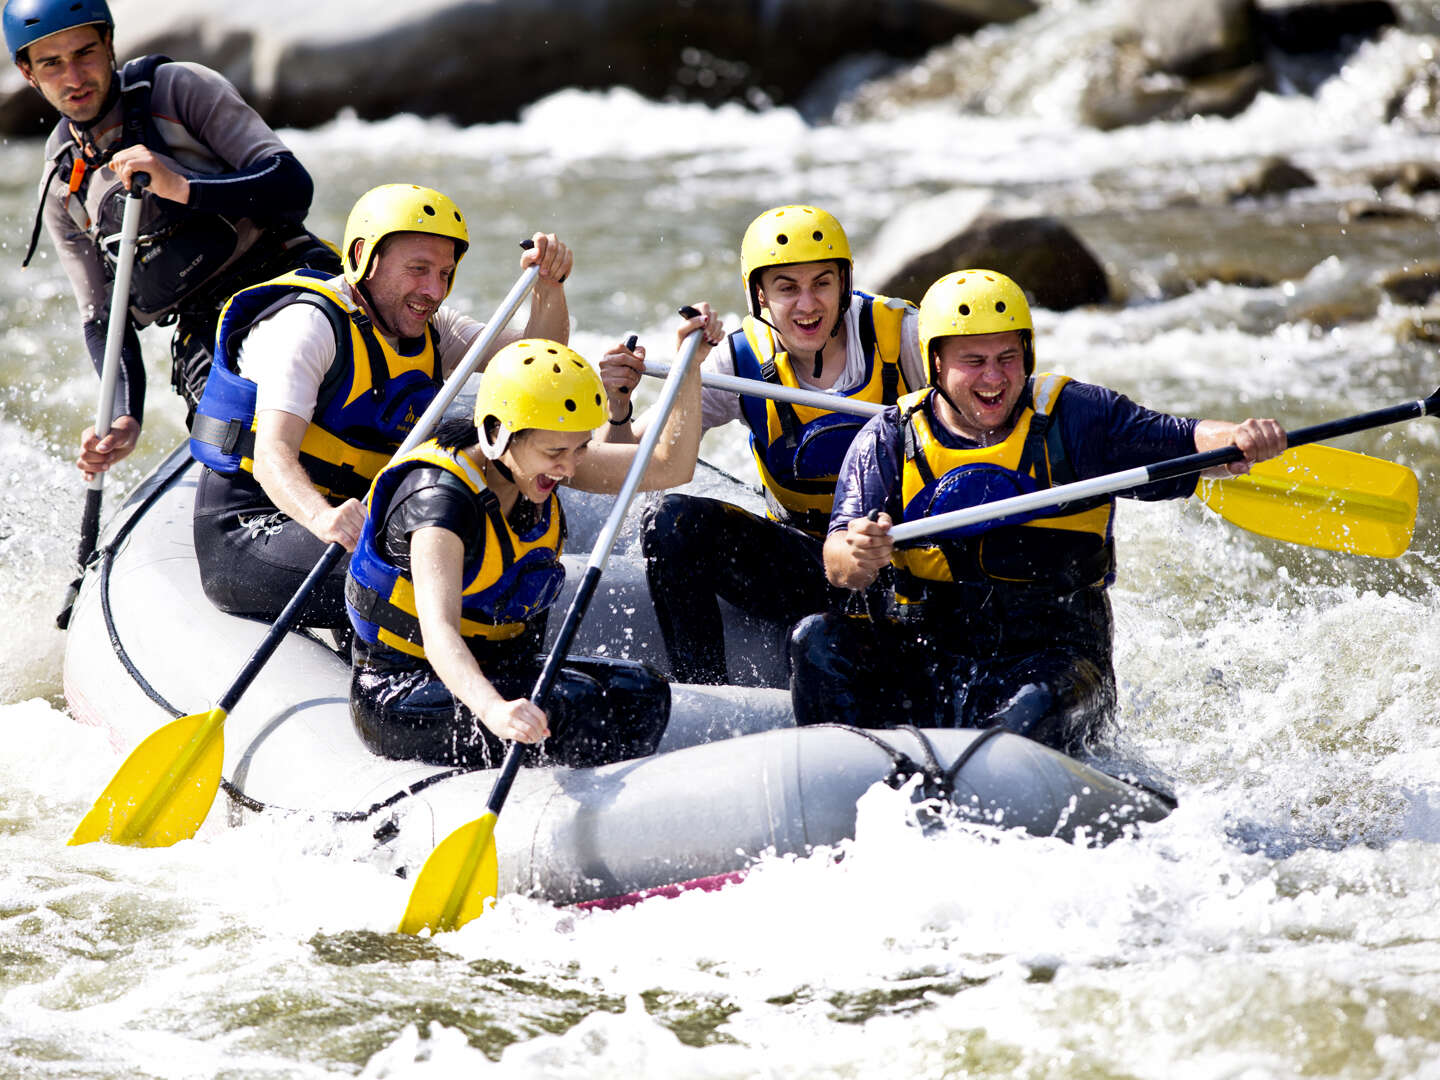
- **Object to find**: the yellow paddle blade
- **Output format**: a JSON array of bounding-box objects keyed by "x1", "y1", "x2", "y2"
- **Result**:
[
  {"x1": 399, "y1": 812, "x2": 500, "y2": 935},
  {"x1": 69, "y1": 707, "x2": 227, "y2": 847},
  {"x1": 1198, "y1": 444, "x2": 1418, "y2": 558}
]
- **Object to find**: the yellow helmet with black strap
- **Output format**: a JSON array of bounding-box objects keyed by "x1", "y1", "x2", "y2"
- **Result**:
[
  {"x1": 474, "y1": 339, "x2": 606, "y2": 459},
  {"x1": 739, "y1": 204, "x2": 853, "y2": 318},
  {"x1": 342, "y1": 184, "x2": 469, "y2": 298},
  {"x1": 918, "y1": 269, "x2": 1035, "y2": 380}
]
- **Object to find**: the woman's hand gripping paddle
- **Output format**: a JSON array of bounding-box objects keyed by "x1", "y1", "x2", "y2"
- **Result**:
[
  {"x1": 56, "y1": 173, "x2": 148, "y2": 630},
  {"x1": 398, "y1": 312, "x2": 708, "y2": 936},
  {"x1": 889, "y1": 388, "x2": 1438, "y2": 550},
  {"x1": 69, "y1": 253, "x2": 545, "y2": 848},
  {"x1": 642, "y1": 364, "x2": 1419, "y2": 560}
]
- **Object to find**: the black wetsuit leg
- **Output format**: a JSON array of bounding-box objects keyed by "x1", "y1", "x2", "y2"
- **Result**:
[
  {"x1": 642, "y1": 493, "x2": 832, "y2": 685},
  {"x1": 192, "y1": 466, "x2": 351, "y2": 628},
  {"x1": 789, "y1": 612, "x2": 940, "y2": 728},
  {"x1": 350, "y1": 640, "x2": 670, "y2": 768},
  {"x1": 945, "y1": 648, "x2": 1116, "y2": 756}
]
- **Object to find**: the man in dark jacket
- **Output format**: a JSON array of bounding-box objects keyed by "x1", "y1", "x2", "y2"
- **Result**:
[{"x1": 6, "y1": 0, "x2": 338, "y2": 476}]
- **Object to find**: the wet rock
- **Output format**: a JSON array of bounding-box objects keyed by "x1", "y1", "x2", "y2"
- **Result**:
[
  {"x1": 1338, "y1": 200, "x2": 1427, "y2": 223},
  {"x1": 1379, "y1": 264, "x2": 1440, "y2": 305},
  {"x1": 0, "y1": 0, "x2": 1000, "y2": 133},
  {"x1": 1140, "y1": 0, "x2": 1258, "y2": 78},
  {"x1": 1254, "y1": 0, "x2": 1398, "y2": 53},
  {"x1": 1228, "y1": 157, "x2": 1317, "y2": 201},
  {"x1": 1369, "y1": 162, "x2": 1440, "y2": 197},
  {"x1": 874, "y1": 213, "x2": 1110, "y2": 310}
]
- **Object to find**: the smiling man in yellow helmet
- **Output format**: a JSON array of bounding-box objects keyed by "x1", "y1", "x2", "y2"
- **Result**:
[
  {"x1": 346, "y1": 309, "x2": 720, "y2": 768},
  {"x1": 189, "y1": 183, "x2": 574, "y2": 633},
  {"x1": 790, "y1": 269, "x2": 1287, "y2": 754},
  {"x1": 600, "y1": 204, "x2": 923, "y2": 685}
]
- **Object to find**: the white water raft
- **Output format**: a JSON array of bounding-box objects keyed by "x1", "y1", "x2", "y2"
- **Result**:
[{"x1": 61, "y1": 446, "x2": 1173, "y2": 908}]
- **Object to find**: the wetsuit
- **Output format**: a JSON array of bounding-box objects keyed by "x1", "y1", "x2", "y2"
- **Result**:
[
  {"x1": 28, "y1": 56, "x2": 337, "y2": 423},
  {"x1": 643, "y1": 292, "x2": 922, "y2": 684},
  {"x1": 347, "y1": 440, "x2": 669, "y2": 768},
  {"x1": 790, "y1": 377, "x2": 1201, "y2": 755}
]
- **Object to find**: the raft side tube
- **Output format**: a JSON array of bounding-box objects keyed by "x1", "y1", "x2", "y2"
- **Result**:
[{"x1": 483, "y1": 726, "x2": 1172, "y2": 906}]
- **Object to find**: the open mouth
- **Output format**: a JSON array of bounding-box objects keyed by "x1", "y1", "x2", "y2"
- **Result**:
[
  {"x1": 534, "y1": 474, "x2": 560, "y2": 496},
  {"x1": 973, "y1": 388, "x2": 1007, "y2": 411},
  {"x1": 792, "y1": 315, "x2": 824, "y2": 335}
]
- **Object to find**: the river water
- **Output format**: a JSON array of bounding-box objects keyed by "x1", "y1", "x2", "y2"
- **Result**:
[{"x1": 5, "y1": 1, "x2": 1440, "y2": 1076}]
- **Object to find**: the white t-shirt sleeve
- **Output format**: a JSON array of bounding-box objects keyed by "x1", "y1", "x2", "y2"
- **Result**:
[
  {"x1": 235, "y1": 302, "x2": 338, "y2": 421},
  {"x1": 699, "y1": 337, "x2": 744, "y2": 431},
  {"x1": 898, "y1": 305, "x2": 926, "y2": 391}
]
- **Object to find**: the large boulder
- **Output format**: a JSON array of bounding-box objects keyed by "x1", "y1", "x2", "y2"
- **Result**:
[
  {"x1": 873, "y1": 211, "x2": 1111, "y2": 311},
  {"x1": 0, "y1": 0, "x2": 1007, "y2": 134}
]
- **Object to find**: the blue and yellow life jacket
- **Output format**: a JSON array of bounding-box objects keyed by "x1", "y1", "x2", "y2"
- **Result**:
[
  {"x1": 188, "y1": 269, "x2": 442, "y2": 502},
  {"x1": 731, "y1": 290, "x2": 913, "y2": 538},
  {"x1": 345, "y1": 441, "x2": 567, "y2": 660},
  {"x1": 892, "y1": 374, "x2": 1115, "y2": 601}
]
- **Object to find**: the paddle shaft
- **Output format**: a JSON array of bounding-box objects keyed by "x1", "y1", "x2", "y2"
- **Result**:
[
  {"x1": 483, "y1": 323, "x2": 706, "y2": 817},
  {"x1": 642, "y1": 360, "x2": 883, "y2": 418},
  {"x1": 890, "y1": 387, "x2": 1440, "y2": 543},
  {"x1": 58, "y1": 175, "x2": 149, "y2": 628}
]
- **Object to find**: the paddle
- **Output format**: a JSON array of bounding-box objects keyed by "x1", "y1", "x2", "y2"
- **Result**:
[
  {"x1": 643, "y1": 364, "x2": 1418, "y2": 560},
  {"x1": 69, "y1": 253, "x2": 545, "y2": 848},
  {"x1": 398, "y1": 311, "x2": 707, "y2": 936},
  {"x1": 56, "y1": 173, "x2": 149, "y2": 631},
  {"x1": 888, "y1": 388, "x2": 1436, "y2": 549}
]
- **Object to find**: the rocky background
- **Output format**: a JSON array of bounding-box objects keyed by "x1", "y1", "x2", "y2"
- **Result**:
[{"x1": 3, "y1": 0, "x2": 1435, "y2": 316}]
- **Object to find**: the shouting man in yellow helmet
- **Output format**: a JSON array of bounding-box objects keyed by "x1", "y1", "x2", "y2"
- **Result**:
[
  {"x1": 792, "y1": 269, "x2": 1287, "y2": 755},
  {"x1": 600, "y1": 204, "x2": 923, "y2": 685},
  {"x1": 188, "y1": 183, "x2": 574, "y2": 633}
]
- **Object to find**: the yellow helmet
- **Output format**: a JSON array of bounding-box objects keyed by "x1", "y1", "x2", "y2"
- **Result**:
[
  {"x1": 474, "y1": 339, "x2": 607, "y2": 459},
  {"x1": 342, "y1": 184, "x2": 470, "y2": 297},
  {"x1": 918, "y1": 269, "x2": 1035, "y2": 380},
  {"x1": 739, "y1": 204, "x2": 853, "y2": 318}
]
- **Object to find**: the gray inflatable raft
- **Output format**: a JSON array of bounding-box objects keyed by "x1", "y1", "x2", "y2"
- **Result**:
[{"x1": 62, "y1": 445, "x2": 1172, "y2": 909}]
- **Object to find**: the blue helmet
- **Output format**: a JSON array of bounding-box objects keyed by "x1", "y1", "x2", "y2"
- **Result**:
[{"x1": 5, "y1": 0, "x2": 113, "y2": 61}]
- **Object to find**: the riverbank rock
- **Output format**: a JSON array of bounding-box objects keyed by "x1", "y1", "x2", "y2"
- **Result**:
[
  {"x1": 842, "y1": 0, "x2": 1402, "y2": 131},
  {"x1": 1228, "y1": 157, "x2": 1317, "y2": 201},
  {"x1": 1380, "y1": 263, "x2": 1440, "y2": 306},
  {"x1": 1254, "y1": 0, "x2": 1398, "y2": 53},
  {"x1": 874, "y1": 211, "x2": 1110, "y2": 310},
  {"x1": 0, "y1": 0, "x2": 1017, "y2": 135}
]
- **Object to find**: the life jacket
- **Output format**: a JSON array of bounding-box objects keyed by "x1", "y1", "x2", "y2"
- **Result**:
[
  {"x1": 731, "y1": 290, "x2": 912, "y2": 538},
  {"x1": 188, "y1": 269, "x2": 442, "y2": 502},
  {"x1": 345, "y1": 441, "x2": 567, "y2": 660},
  {"x1": 892, "y1": 374, "x2": 1115, "y2": 602},
  {"x1": 23, "y1": 56, "x2": 251, "y2": 318}
]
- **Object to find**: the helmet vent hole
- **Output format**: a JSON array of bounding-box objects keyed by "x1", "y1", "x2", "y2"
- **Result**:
[
  {"x1": 564, "y1": 399, "x2": 577, "y2": 412},
  {"x1": 422, "y1": 204, "x2": 436, "y2": 217},
  {"x1": 996, "y1": 301, "x2": 1006, "y2": 313},
  {"x1": 958, "y1": 304, "x2": 971, "y2": 316},
  {"x1": 523, "y1": 357, "x2": 534, "y2": 365},
  {"x1": 594, "y1": 393, "x2": 602, "y2": 406},
  {"x1": 776, "y1": 233, "x2": 789, "y2": 245},
  {"x1": 812, "y1": 231, "x2": 823, "y2": 241},
  {"x1": 553, "y1": 363, "x2": 562, "y2": 373}
]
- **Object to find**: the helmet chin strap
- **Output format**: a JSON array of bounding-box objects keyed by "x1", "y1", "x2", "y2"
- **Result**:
[
  {"x1": 355, "y1": 280, "x2": 401, "y2": 338},
  {"x1": 753, "y1": 310, "x2": 843, "y2": 381},
  {"x1": 72, "y1": 76, "x2": 121, "y2": 164}
]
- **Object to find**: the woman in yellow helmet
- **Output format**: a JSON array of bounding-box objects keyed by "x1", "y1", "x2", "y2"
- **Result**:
[
  {"x1": 346, "y1": 306, "x2": 722, "y2": 768},
  {"x1": 790, "y1": 269, "x2": 1286, "y2": 755},
  {"x1": 599, "y1": 204, "x2": 924, "y2": 685}
]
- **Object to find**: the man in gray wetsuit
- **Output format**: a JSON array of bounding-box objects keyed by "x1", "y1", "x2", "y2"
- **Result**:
[{"x1": 6, "y1": 0, "x2": 338, "y2": 477}]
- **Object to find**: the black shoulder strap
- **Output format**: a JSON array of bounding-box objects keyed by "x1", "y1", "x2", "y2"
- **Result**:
[
  {"x1": 21, "y1": 159, "x2": 64, "y2": 268},
  {"x1": 117, "y1": 55, "x2": 174, "y2": 156}
]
